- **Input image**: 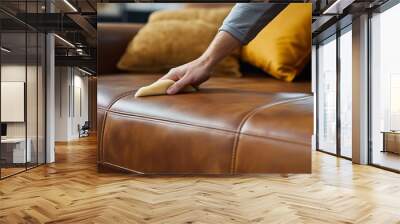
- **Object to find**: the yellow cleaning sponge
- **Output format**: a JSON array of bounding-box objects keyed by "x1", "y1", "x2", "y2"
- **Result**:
[{"x1": 134, "y1": 79, "x2": 196, "y2": 97}]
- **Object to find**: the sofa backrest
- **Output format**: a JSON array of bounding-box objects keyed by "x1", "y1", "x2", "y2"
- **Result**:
[
  {"x1": 97, "y1": 23, "x2": 144, "y2": 75},
  {"x1": 97, "y1": 22, "x2": 311, "y2": 82}
]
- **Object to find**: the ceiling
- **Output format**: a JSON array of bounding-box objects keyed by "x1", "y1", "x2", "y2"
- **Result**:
[
  {"x1": 311, "y1": 0, "x2": 391, "y2": 43},
  {"x1": 1, "y1": 32, "x2": 45, "y2": 65},
  {"x1": 0, "y1": 0, "x2": 97, "y2": 72}
]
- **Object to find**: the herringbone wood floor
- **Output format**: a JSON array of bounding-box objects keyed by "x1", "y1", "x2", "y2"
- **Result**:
[{"x1": 1, "y1": 135, "x2": 400, "y2": 224}]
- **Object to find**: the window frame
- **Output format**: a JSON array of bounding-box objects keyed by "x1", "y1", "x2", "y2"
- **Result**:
[
  {"x1": 315, "y1": 22, "x2": 353, "y2": 160},
  {"x1": 0, "y1": 0, "x2": 48, "y2": 180}
]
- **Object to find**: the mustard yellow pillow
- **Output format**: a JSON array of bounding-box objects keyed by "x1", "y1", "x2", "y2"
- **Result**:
[
  {"x1": 148, "y1": 7, "x2": 232, "y2": 27},
  {"x1": 117, "y1": 20, "x2": 241, "y2": 77},
  {"x1": 241, "y1": 3, "x2": 312, "y2": 82}
]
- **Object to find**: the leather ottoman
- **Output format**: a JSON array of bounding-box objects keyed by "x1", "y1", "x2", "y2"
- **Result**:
[
  {"x1": 98, "y1": 74, "x2": 313, "y2": 174},
  {"x1": 97, "y1": 23, "x2": 313, "y2": 174}
]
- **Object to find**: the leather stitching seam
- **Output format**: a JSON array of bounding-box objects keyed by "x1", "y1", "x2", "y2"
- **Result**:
[
  {"x1": 100, "y1": 90, "x2": 135, "y2": 165},
  {"x1": 104, "y1": 95, "x2": 312, "y2": 135},
  {"x1": 108, "y1": 110, "x2": 311, "y2": 146},
  {"x1": 104, "y1": 96, "x2": 312, "y2": 144},
  {"x1": 99, "y1": 94, "x2": 312, "y2": 173},
  {"x1": 230, "y1": 96, "x2": 312, "y2": 174}
]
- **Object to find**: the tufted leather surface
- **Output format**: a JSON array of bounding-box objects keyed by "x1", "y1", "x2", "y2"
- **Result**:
[
  {"x1": 97, "y1": 23, "x2": 313, "y2": 174},
  {"x1": 98, "y1": 73, "x2": 313, "y2": 174}
]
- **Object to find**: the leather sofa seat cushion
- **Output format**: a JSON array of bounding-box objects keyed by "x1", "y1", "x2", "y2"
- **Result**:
[
  {"x1": 109, "y1": 86, "x2": 309, "y2": 134},
  {"x1": 98, "y1": 74, "x2": 313, "y2": 174},
  {"x1": 98, "y1": 73, "x2": 310, "y2": 109}
]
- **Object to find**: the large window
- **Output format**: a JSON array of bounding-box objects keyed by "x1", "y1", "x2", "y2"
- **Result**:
[
  {"x1": 0, "y1": 1, "x2": 46, "y2": 179},
  {"x1": 339, "y1": 28, "x2": 352, "y2": 158},
  {"x1": 317, "y1": 36, "x2": 337, "y2": 154},
  {"x1": 370, "y1": 2, "x2": 400, "y2": 171},
  {"x1": 316, "y1": 26, "x2": 353, "y2": 159}
]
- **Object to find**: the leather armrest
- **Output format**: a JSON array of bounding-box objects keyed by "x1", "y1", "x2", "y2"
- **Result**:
[{"x1": 97, "y1": 23, "x2": 144, "y2": 75}]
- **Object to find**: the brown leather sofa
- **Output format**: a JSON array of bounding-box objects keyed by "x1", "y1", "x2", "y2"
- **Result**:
[{"x1": 97, "y1": 23, "x2": 313, "y2": 174}]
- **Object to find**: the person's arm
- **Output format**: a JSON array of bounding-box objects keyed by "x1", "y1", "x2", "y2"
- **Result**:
[
  {"x1": 162, "y1": 31, "x2": 240, "y2": 94},
  {"x1": 163, "y1": 3, "x2": 288, "y2": 95},
  {"x1": 219, "y1": 3, "x2": 287, "y2": 45}
]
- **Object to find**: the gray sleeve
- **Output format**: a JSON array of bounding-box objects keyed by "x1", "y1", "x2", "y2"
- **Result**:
[{"x1": 219, "y1": 3, "x2": 288, "y2": 45}]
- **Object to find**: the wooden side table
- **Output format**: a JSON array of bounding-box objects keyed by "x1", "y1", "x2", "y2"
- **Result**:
[{"x1": 382, "y1": 131, "x2": 400, "y2": 154}]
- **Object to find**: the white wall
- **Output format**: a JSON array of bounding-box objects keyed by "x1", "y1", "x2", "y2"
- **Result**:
[
  {"x1": 72, "y1": 73, "x2": 89, "y2": 138},
  {"x1": 55, "y1": 67, "x2": 70, "y2": 141},
  {"x1": 54, "y1": 67, "x2": 89, "y2": 141},
  {"x1": 1, "y1": 65, "x2": 36, "y2": 138},
  {"x1": 1, "y1": 82, "x2": 25, "y2": 122}
]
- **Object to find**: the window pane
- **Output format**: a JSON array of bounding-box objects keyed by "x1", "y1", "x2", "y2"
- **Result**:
[
  {"x1": 340, "y1": 29, "x2": 352, "y2": 158},
  {"x1": 27, "y1": 31, "x2": 38, "y2": 169},
  {"x1": 1, "y1": 31, "x2": 28, "y2": 177},
  {"x1": 318, "y1": 37, "x2": 337, "y2": 154}
]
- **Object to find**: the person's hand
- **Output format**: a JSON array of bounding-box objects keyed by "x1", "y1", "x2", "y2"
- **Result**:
[
  {"x1": 161, "y1": 31, "x2": 241, "y2": 95},
  {"x1": 161, "y1": 57, "x2": 212, "y2": 95}
]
